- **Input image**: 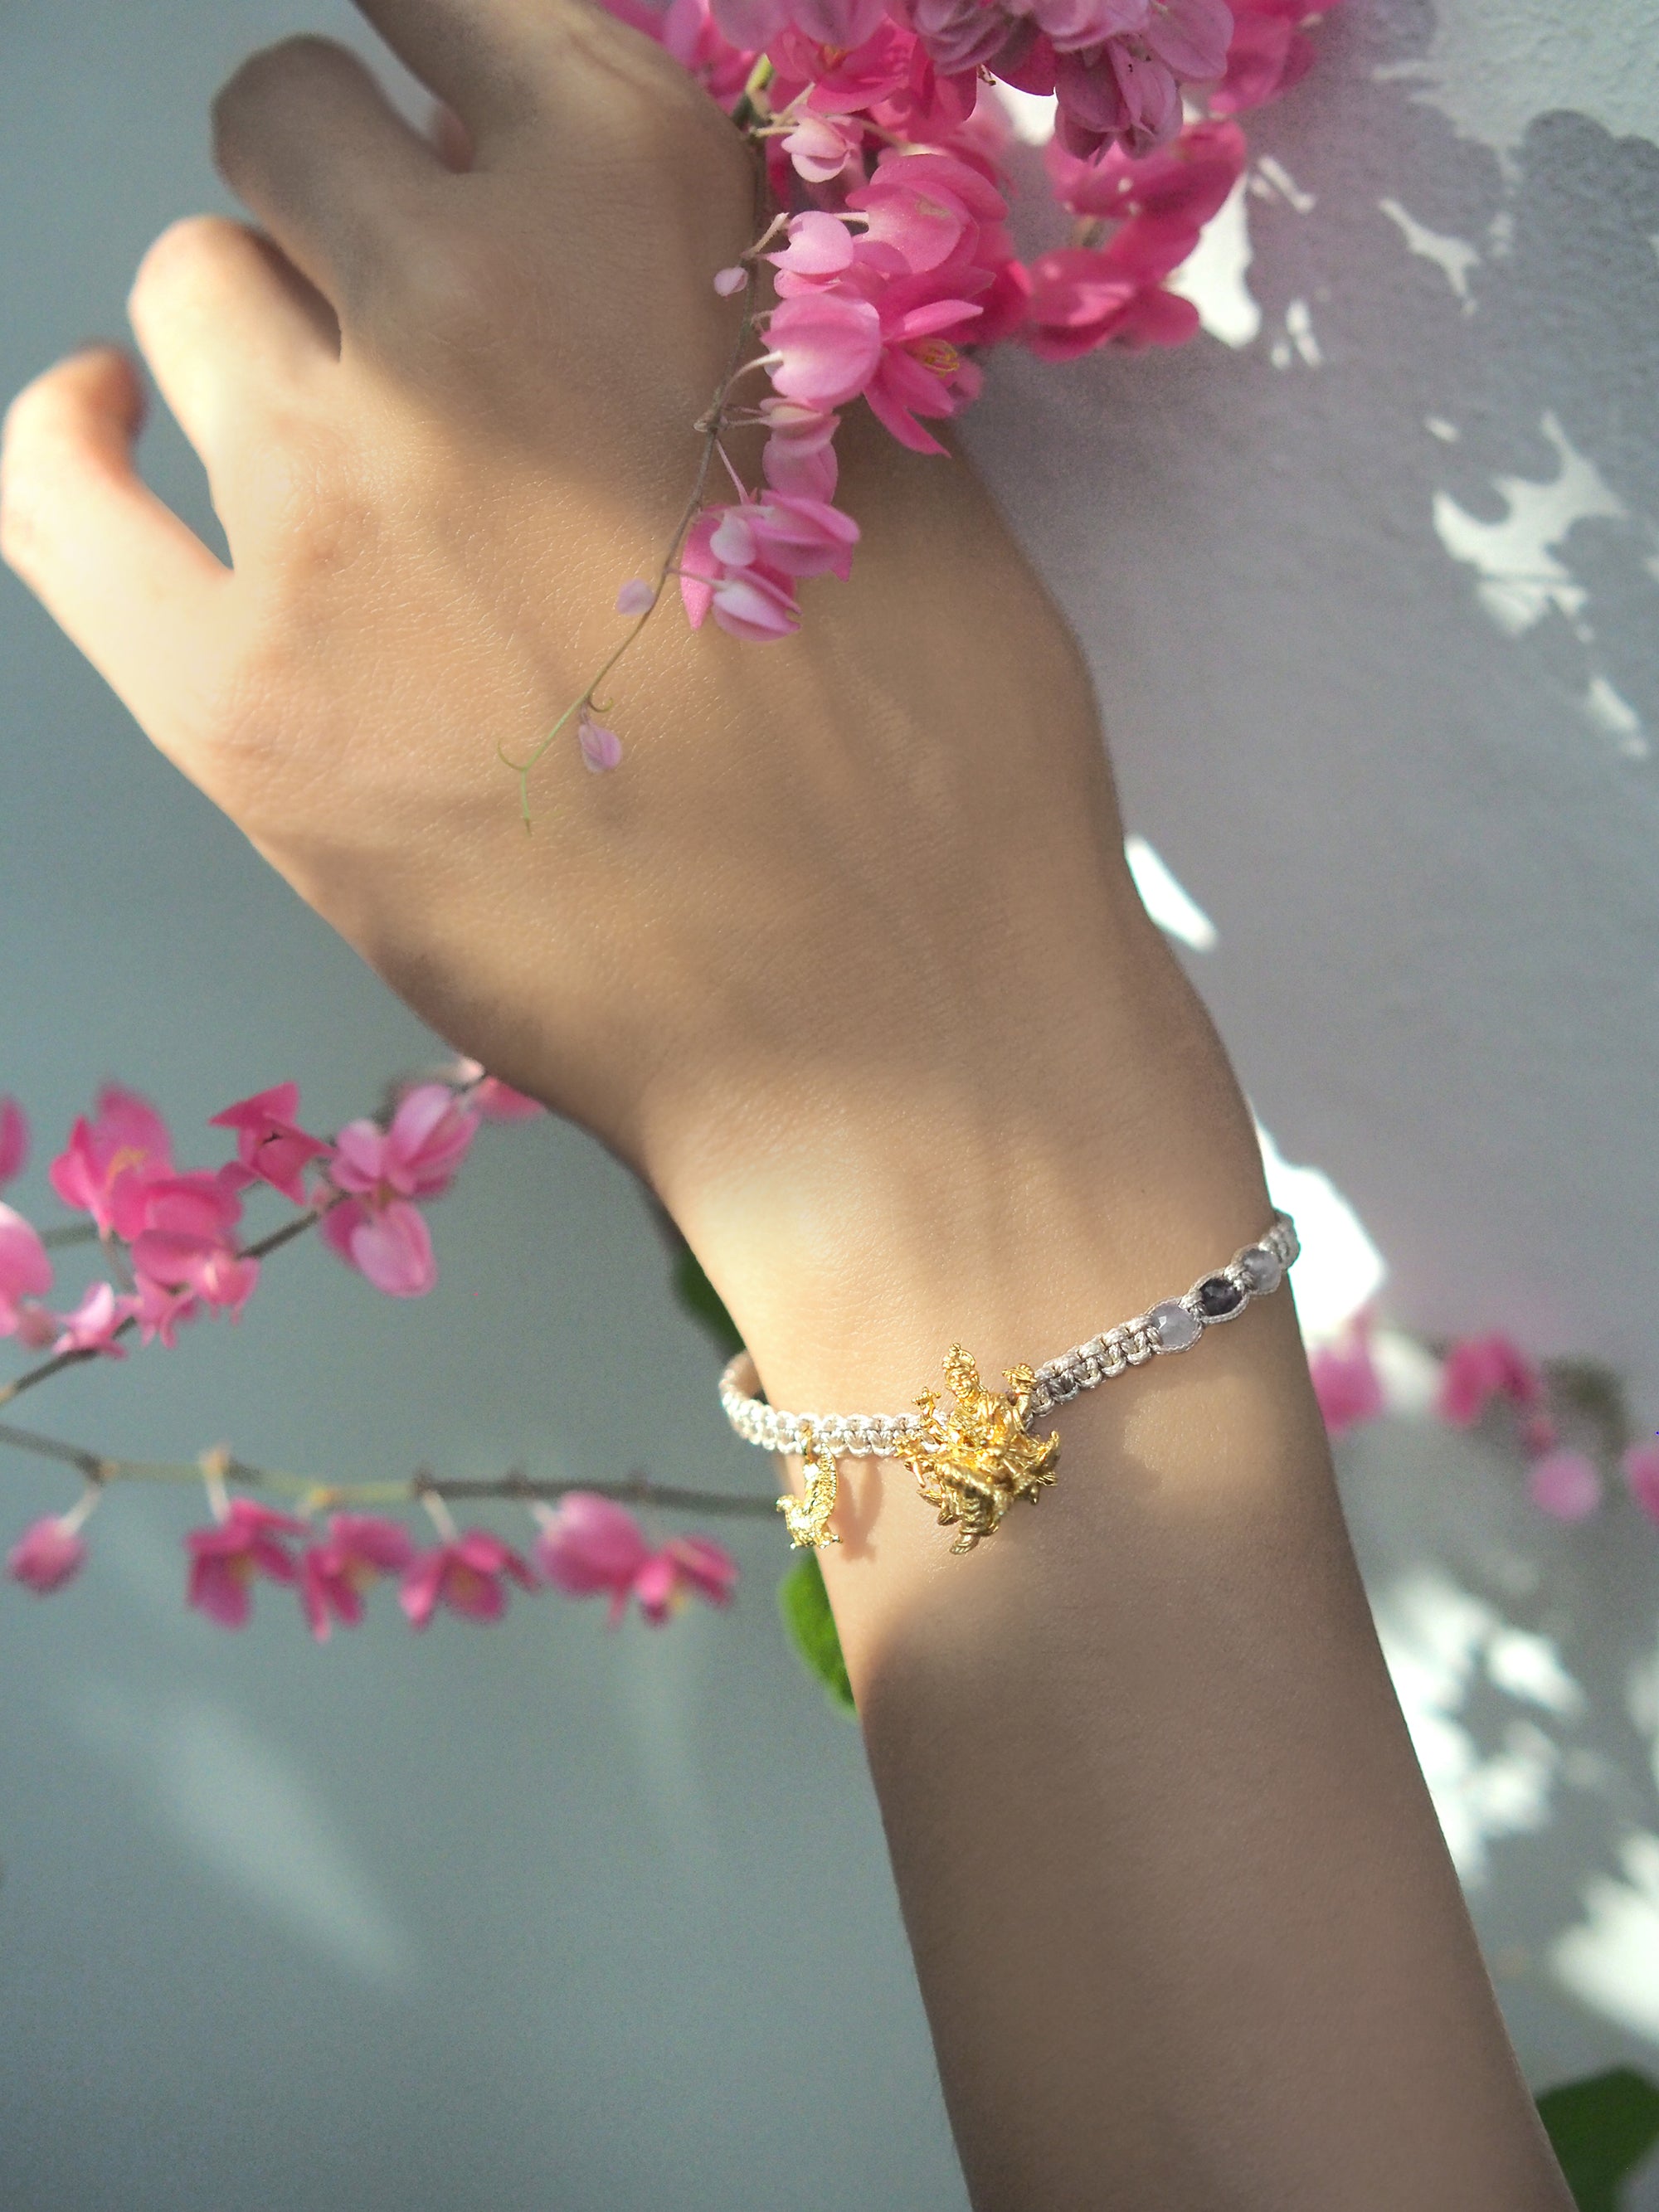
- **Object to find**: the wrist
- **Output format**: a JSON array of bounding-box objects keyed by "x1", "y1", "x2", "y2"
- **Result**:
[{"x1": 652, "y1": 931, "x2": 1275, "y2": 1417}]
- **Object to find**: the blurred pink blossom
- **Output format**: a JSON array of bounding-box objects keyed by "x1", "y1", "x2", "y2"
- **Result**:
[
  {"x1": 331, "y1": 1083, "x2": 478, "y2": 1204},
  {"x1": 0, "y1": 1096, "x2": 28, "y2": 1188},
  {"x1": 534, "y1": 1493, "x2": 738, "y2": 1626},
  {"x1": 50, "y1": 1281, "x2": 137, "y2": 1359},
  {"x1": 323, "y1": 1083, "x2": 478, "y2": 1297},
  {"x1": 186, "y1": 1499, "x2": 309, "y2": 1628},
  {"x1": 319, "y1": 1196, "x2": 435, "y2": 1298},
  {"x1": 633, "y1": 1536, "x2": 740, "y2": 1623},
  {"x1": 1308, "y1": 1330, "x2": 1385, "y2": 1437},
  {"x1": 1528, "y1": 1449, "x2": 1603, "y2": 1524},
  {"x1": 1437, "y1": 1334, "x2": 1545, "y2": 1427},
  {"x1": 1623, "y1": 1439, "x2": 1659, "y2": 1527},
  {"x1": 300, "y1": 1514, "x2": 419, "y2": 1641},
  {"x1": 401, "y1": 1531, "x2": 539, "y2": 1627},
  {"x1": 0, "y1": 1203, "x2": 52, "y2": 1337},
  {"x1": 49, "y1": 1085, "x2": 174, "y2": 1237},
  {"x1": 211, "y1": 1082, "x2": 333, "y2": 1204},
  {"x1": 7, "y1": 1512, "x2": 89, "y2": 1593}
]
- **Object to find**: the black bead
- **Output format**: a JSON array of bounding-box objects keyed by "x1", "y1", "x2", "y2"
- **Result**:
[{"x1": 1195, "y1": 1274, "x2": 1244, "y2": 1320}]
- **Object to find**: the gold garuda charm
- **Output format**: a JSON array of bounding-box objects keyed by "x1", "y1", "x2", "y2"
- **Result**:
[
  {"x1": 897, "y1": 1345, "x2": 1061, "y2": 1553},
  {"x1": 776, "y1": 1430, "x2": 841, "y2": 1550}
]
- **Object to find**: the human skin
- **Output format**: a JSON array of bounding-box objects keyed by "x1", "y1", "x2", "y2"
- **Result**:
[{"x1": 0, "y1": 3, "x2": 1574, "y2": 2205}]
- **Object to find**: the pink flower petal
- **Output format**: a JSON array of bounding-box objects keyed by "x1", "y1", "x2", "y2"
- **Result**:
[
  {"x1": 1528, "y1": 1448, "x2": 1602, "y2": 1523},
  {"x1": 0, "y1": 1202, "x2": 53, "y2": 1333},
  {"x1": 578, "y1": 712, "x2": 624, "y2": 774},
  {"x1": 7, "y1": 1514, "x2": 88, "y2": 1593},
  {"x1": 348, "y1": 1198, "x2": 436, "y2": 1298},
  {"x1": 0, "y1": 1096, "x2": 29, "y2": 1188},
  {"x1": 1622, "y1": 1439, "x2": 1659, "y2": 1526}
]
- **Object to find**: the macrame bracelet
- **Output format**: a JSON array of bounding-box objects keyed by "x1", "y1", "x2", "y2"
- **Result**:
[{"x1": 719, "y1": 1212, "x2": 1300, "y2": 1553}]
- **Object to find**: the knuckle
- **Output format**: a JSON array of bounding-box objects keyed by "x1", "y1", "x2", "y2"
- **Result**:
[
  {"x1": 128, "y1": 214, "x2": 232, "y2": 323},
  {"x1": 212, "y1": 35, "x2": 353, "y2": 162},
  {"x1": 381, "y1": 221, "x2": 521, "y2": 352}
]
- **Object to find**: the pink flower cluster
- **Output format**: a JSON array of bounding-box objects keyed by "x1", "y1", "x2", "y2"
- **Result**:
[
  {"x1": 587, "y1": 0, "x2": 1340, "y2": 659},
  {"x1": 7, "y1": 1487, "x2": 738, "y2": 1639},
  {"x1": 1309, "y1": 1317, "x2": 1659, "y2": 1532},
  {"x1": 0, "y1": 1064, "x2": 543, "y2": 1363}
]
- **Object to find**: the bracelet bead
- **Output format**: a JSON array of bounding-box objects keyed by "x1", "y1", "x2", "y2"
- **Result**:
[{"x1": 719, "y1": 1212, "x2": 1300, "y2": 1466}]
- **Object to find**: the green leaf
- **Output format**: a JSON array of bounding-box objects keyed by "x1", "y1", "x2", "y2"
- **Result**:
[
  {"x1": 777, "y1": 1552, "x2": 856, "y2": 1714},
  {"x1": 1536, "y1": 2068, "x2": 1659, "y2": 2212},
  {"x1": 661, "y1": 1219, "x2": 744, "y2": 1362}
]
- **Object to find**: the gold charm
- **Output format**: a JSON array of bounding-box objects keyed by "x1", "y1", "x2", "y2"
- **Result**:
[
  {"x1": 897, "y1": 1345, "x2": 1060, "y2": 1553},
  {"x1": 776, "y1": 1429, "x2": 841, "y2": 1549}
]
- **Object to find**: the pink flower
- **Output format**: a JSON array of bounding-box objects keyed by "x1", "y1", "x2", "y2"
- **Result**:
[
  {"x1": 765, "y1": 291, "x2": 885, "y2": 411},
  {"x1": 757, "y1": 398, "x2": 842, "y2": 501},
  {"x1": 210, "y1": 1082, "x2": 333, "y2": 1204},
  {"x1": 49, "y1": 1084, "x2": 173, "y2": 1237},
  {"x1": 533, "y1": 1493, "x2": 739, "y2": 1626},
  {"x1": 473, "y1": 1078, "x2": 544, "y2": 1122},
  {"x1": 1437, "y1": 1334, "x2": 1545, "y2": 1427},
  {"x1": 786, "y1": 0, "x2": 888, "y2": 45},
  {"x1": 1213, "y1": 0, "x2": 1338, "y2": 114},
  {"x1": 0, "y1": 1202, "x2": 52, "y2": 1336},
  {"x1": 7, "y1": 1512, "x2": 89, "y2": 1593},
  {"x1": 450, "y1": 1062, "x2": 546, "y2": 1121},
  {"x1": 299, "y1": 1514, "x2": 418, "y2": 1641},
  {"x1": 578, "y1": 707, "x2": 624, "y2": 774},
  {"x1": 50, "y1": 1281, "x2": 137, "y2": 1359},
  {"x1": 1528, "y1": 1448, "x2": 1602, "y2": 1524},
  {"x1": 329, "y1": 1083, "x2": 478, "y2": 1205},
  {"x1": 1023, "y1": 241, "x2": 1199, "y2": 358},
  {"x1": 1046, "y1": 116, "x2": 1247, "y2": 228},
  {"x1": 632, "y1": 1536, "x2": 740, "y2": 1624},
  {"x1": 615, "y1": 577, "x2": 657, "y2": 614},
  {"x1": 781, "y1": 110, "x2": 864, "y2": 184},
  {"x1": 0, "y1": 1096, "x2": 28, "y2": 1189},
  {"x1": 679, "y1": 510, "x2": 804, "y2": 641},
  {"x1": 1622, "y1": 1439, "x2": 1659, "y2": 1527},
  {"x1": 323, "y1": 1082, "x2": 478, "y2": 1297},
  {"x1": 185, "y1": 1499, "x2": 309, "y2": 1628},
  {"x1": 1308, "y1": 1330, "x2": 1385, "y2": 1437},
  {"x1": 400, "y1": 1531, "x2": 539, "y2": 1627},
  {"x1": 319, "y1": 1195, "x2": 435, "y2": 1298},
  {"x1": 535, "y1": 1492, "x2": 651, "y2": 1621},
  {"x1": 129, "y1": 1171, "x2": 258, "y2": 1324}
]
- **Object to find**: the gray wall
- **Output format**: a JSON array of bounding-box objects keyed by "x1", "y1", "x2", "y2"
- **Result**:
[{"x1": 2, "y1": 2, "x2": 1657, "y2": 2207}]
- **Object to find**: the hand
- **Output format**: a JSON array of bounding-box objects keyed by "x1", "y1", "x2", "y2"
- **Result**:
[{"x1": 2, "y1": 0, "x2": 1266, "y2": 1405}]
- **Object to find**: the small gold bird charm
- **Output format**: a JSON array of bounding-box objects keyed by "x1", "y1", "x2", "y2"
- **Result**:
[
  {"x1": 897, "y1": 1345, "x2": 1061, "y2": 1553},
  {"x1": 776, "y1": 1431, "x2": 841, "y2": 1549}
]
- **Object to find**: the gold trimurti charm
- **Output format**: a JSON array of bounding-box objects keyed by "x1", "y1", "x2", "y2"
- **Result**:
[
  {"x1": 777, "y1": 1430, "x2": 841, "y2": 1549},
  {"x1": 897, "y1": 1346, "x2": 1061, "y2": 1553}
]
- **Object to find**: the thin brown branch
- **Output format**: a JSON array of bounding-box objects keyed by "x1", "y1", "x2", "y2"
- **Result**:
[{"x1": 0, "y1": 1419, "x2": 776, "y2": 1521}]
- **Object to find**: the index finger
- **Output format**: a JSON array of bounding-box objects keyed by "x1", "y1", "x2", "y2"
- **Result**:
[{"x1": 349, "y1": 0, "x2": 608, "y2": 141}]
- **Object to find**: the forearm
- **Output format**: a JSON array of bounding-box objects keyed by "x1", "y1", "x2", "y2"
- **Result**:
[{"x1": 666, "y1": 907, "x2": 1572, "y2": 2212}]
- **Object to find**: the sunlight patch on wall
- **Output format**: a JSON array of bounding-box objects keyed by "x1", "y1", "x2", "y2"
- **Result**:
[
  {"x1": 1270, "y1": 297, "x2": 1324, "y2": 370},
  {"x1": 994, "y1": 84, "x2": 1056, "y2": 145},
  {"x1": 1431, "y1": 411, "x2": 1627, "y2": 637},
  {"x1": 1124, "y1": 833, "x2": 1219, "y2": 950},
  {"x1": 1256, "y1": 1121, "x2": 1387, "y2": 1341},
  {"x1": 1553, "y1": 1835, "x2": 1659, "y2": 2046},
  {"x1": 1582, "y1": 674, "x2": 1650, "y2": 761},
  {"x1": 1123, "y1": 835, "x2": 1385, "y2": 1340},
  {"x1": 67, "y1": 1679, "x2": 419, "y2": 1989},
  {"x1": 1372, "y1": 1568, "x2": 1569, "y2": 1884},
  {"x1": 1379, "y1": 197, "x2": 1481, "y2": 305},
  {"x1": 1168, "y1": 176, "x2": 1262, "y2": 349}
]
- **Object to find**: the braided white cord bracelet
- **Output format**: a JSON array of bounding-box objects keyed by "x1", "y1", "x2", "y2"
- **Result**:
[
  {"x1": 718, "y1": 1212, "x2": 1300, "y2": 1462},
  {"x1": 718, "y1": 1213, "x2": 1300, "y2": 1553}
]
